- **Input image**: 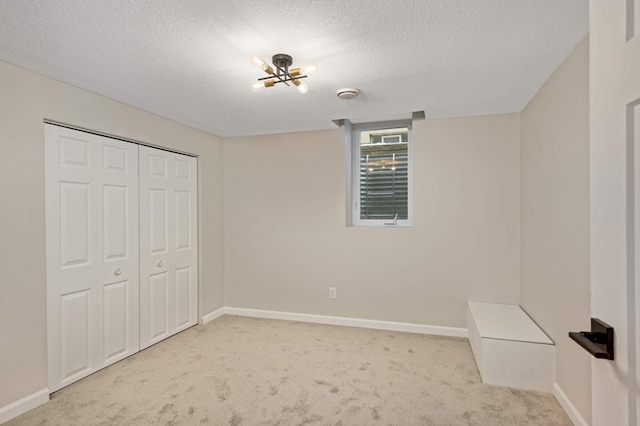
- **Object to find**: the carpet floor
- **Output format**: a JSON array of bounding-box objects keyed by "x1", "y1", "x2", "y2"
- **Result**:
[{"x1": 8, "y1": 315, "x2": 572, "y2": 425}]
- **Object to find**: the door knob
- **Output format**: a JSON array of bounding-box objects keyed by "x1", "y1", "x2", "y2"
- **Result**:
[
  {"x1": 114, "y1": 268, "x2": 121, "y2": 276},
  {"x1": 157, "y1": 260, "x2": 163, "y2": 267}
]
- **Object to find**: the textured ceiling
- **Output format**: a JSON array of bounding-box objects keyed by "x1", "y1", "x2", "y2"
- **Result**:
[{"x1": 0, "y1": 1, "x2": 588, "y2": 137}]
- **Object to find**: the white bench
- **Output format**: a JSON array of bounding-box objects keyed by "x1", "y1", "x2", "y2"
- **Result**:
[{"x1": 467, "y1": 302, "x2": 555, "y2": 393}]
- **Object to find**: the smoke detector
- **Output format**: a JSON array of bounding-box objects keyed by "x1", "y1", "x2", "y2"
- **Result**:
[{"x1": 336, "y1": 88, "x2": 360, "y2": 99}]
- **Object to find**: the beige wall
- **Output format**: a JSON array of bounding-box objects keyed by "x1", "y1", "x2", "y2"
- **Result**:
[
  {"x1": 0, "y1": 60, "x2": 224, "y2": 408},
  {"x1": 520, "y1": 37, "x2": 591, "y2": 422},
  {"x1": 223, "y1": 114, "x2": 521, "y2": 327}
]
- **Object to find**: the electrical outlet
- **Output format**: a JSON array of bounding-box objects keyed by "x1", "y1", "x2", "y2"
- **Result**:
[{"x1": 329, "y1": 287, "x2": 337, "y2": 299}]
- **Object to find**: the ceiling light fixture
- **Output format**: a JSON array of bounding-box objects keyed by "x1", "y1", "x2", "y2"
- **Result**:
[{"x1": 251, "y1": 54, "x2": 316, "y2": 94}]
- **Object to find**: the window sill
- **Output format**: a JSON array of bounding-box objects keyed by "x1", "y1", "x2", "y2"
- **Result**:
[{"x1": 350, "y1": 221, "x2": 413, "y2": 228}]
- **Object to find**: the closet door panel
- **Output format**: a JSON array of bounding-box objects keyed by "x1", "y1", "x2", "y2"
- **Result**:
[
  {"x1": 175, "y1": 266, "x2": 192, "y2": 329},
  {"x1": 46, "y1": 126, "x2": 99, "y2": 392},
  {"x1": 149, "y1": 272, "x2": 169, "y2": 341},
  {"x1": 140, "y1": 146, "x2": 171, "y2": 348},
  {"x1": 46, "y1": 125, "x2": 139, "y2": 392},
  {"x1": 103, "y1": 280, "x2": 129, "y2": 362},
  {"x1": 60, "y1": 182, "x2": 91, "y2": 267},
  {"x1": 103, "y1": 186, "x2": 126, "y2": 256},
  {"x1": 149, "y1": 189, "x2": 169, "y2": 254},
  {"x1": 59, "y1": 289, "x2": 92, "y2": 383},
  {"x1": 97, "y1": 138, "x2": 139, "y2": 367},
  {"x1": 140, "y1": 146, "x2": 198, "y2": 349},
  {"x1": 173, "y1": 154, "x2": 198, "y2": 332},
  {"x1": 174, "y1": 190, "x2": 191, "y2": 250}
]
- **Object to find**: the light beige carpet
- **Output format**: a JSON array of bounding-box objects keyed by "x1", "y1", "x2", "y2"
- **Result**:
[{"x1": 8, "y1": 315, "x2": 571, "y2": 425}]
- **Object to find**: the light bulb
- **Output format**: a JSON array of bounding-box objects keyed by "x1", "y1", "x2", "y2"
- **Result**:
[
  {"x1": 291, "y1": 78, "x2": 310, "y2": 94},
  {"x1": 251, "y1": 81, "x2": 265, "y2": 92},
  {"x1": 296, "y1": 81, "x2": 309, "y2": 94},
  {"x1": 300, "y1": 62, "x2": 317, "y2": 75},
  {"x1": 251, "y1": 55, "x2": 266, "y2": 69},
  {"x1": 289, "y1": 63, "x2": 317, "y2": 77},
  {"x1": 251, "y1": 79, "x2": 275, "y2": 92},
  {"x1": 251, "y1": 55, "x2": 273, "y2": 74}
]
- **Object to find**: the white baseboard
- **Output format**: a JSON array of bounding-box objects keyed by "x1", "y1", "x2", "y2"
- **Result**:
[
  {"x1": 0, "y1": 388, "x2": 49, "y2": 424},
  {"x1": 201, "y1": 307, "x2": 226, "y2": 324},
  {"x1": 223, "y1": 307, "x2": 468, "y2": 338},
  {"x1": 553, "y1": 383, "x2": 588, "y2": 426}
]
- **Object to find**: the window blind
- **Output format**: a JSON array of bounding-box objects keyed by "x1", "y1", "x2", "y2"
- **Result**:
[{"x1": 359, "y1": 152, "x2": 408, "y2": 220}]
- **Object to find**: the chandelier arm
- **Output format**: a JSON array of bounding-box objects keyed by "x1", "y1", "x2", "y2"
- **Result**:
[
  {"x1": 278, "y1": 76, "x2": 291, "y2": 87},
  {"x1": 273, "y1": 65, "x2": 291, "y2": 86},
  {"x1": 258, "y1": 74, "x2": 308, "y2": 82}
]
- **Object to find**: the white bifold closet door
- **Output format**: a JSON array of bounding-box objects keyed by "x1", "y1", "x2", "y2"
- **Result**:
[
  {"x1": 139, "y1": 146, "x2": 198, "y2": 350},
  {"x1": 45, "y1": 125, "x2": 140, "y2": 392}
]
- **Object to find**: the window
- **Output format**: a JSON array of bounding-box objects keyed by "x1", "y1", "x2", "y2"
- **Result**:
[
  {"x1": 350, "y1": 121, "x2": 412, "y2": 226},
  {"x1": 381, "y1": 134, "x2": 402, "y2": 144}
]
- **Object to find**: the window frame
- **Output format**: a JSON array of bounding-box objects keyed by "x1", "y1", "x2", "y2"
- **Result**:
[{"x1": 351, "y1": 120, "x2": 413, "y2": 227}]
